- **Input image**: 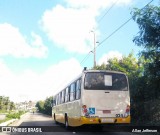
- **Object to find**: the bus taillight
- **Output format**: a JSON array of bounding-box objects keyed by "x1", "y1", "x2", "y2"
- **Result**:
[
  {"x1": 82, "y1": 105, "x2": 87, "y2": 113},
  {"x1": 124, "y1": 105, "x2": 130, "y2": 117},
  {"x1": 82, "y1": 105, "x2": 89, "y2": 116},
  {"x1": 125, "y1": 105, "x2": 130, "y2": 113}
]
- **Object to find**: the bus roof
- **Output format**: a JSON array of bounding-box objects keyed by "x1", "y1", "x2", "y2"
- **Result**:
[{"x1": 83, "y1": 69, "x2": 126, "y2": 75}]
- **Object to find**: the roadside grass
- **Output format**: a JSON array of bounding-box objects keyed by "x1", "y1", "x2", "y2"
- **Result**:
[
  {"x1": 0, "y1": 117, "x2": 12, "y2": 123},
  {"x1": 0, "y1": 111, "x2": 26, "y2": 124}
]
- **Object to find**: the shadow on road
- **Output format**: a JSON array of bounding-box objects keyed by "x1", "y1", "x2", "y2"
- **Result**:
[
  {"x1": 19, "y1": 121, "x2": 55, "y2": 126},
  {"x1": 17, "y1": 121, "x2": 104, "y2": 132}
]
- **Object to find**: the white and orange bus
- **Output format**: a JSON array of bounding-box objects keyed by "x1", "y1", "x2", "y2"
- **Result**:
[{"x1": 52, "y1": 69, "x2": 130, "y2": 128}]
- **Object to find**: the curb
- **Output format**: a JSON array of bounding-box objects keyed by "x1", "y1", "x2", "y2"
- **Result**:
[
  {"x1": 0, "y1": 112, "x2": 28, "y2": 126},
  {"x1": 0, "y1": 119, "x2": 17, "y2": 126}
]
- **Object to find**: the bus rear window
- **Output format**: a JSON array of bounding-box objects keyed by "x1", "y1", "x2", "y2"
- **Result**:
[{"x1": 84, "y1": 72, "x2": 128, "y2": 90}]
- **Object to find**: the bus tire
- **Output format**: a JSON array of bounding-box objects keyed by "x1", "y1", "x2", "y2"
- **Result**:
[
  {"x1": 54, "y1": 114, "x2": 58, "y2": 124},
  {"x1": 65, "y1": 114, "x2": 70, "y2": 130}
]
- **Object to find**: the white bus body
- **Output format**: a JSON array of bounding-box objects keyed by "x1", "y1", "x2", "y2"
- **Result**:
[{"x1": 52, "y1": 70, "x2": 130, "y2": 127}]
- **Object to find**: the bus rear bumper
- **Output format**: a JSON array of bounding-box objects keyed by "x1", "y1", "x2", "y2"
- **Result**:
[
  {"x1": 80, "y1": 115, "x2": 131, "y2": 125},
  {"x1": 68, "y1": 116, "x2": 130, "y2": 127}
]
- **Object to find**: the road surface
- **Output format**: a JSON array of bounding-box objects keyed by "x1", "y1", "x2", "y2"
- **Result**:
[{"x1": 1, "y1": 112, "x2": 136, "y2": 135}]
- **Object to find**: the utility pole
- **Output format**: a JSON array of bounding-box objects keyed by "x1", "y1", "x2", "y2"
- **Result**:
[{"x1": 91, "y1": 30, "x2": 96, "y2": 68}]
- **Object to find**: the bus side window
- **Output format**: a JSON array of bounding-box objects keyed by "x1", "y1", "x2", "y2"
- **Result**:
[
  {"x1": 56, "y1": 94, "x2": 59, "y2": 105},
  {"x1": 56, "y1": 96, "x2": 58, "y2": 105},
  {"x1": 76, "y1": 79, "x2": 81, "y2": 99},
  {"x1": 55, "y1": 95, "x2": 57, "y2": 105},
  {"x1": 65, "y1": 87, "x2": 69, "y2": 102},
  {"x1": 58, "y1": 93, "x2": 60, "y2": 105},
  {"x1": 70, "y1": 82, "x2": 76, "y2": 101},
  {"x1": 60, "y1": 92, "x2": 62, "y2": 104},
  {"x1": 61, "y1": 90, "x2": 65, "y2": 103}
]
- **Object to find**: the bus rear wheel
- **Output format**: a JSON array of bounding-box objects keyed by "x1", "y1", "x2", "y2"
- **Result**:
[
  {"x1": 65, "y1": 115, "x2": 70, "y2": 130},
  {"x1": 54, "y1": 114, "x2": 58, "y2": 124}
]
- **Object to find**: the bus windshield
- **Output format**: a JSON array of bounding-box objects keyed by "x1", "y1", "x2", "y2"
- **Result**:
[{"x1": 84, "y1": 72, "x2": 128, "y2": 90}]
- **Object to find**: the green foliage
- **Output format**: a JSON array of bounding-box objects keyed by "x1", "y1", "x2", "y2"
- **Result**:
[
  {"x1": 6, "y1": 111, "x2": 25, "y2": 119},
  {"x1": 43, "y1": 97, "x2": 53, "y2": 116},
  {"x1": 0, "y1": 96, "x2": 16, "y2": 112},
  {"x1": 10, "y1": 102, "x2": 15, "y2": 111},
  {"x1": 36, "y1": 96, "x2": 53, "y2": 116},
  {"x1": 6, "y1": 113, "x2": 20, "y2": 119},
  {"x1": 36, "y1": 100, "x2": 44, "y2": 112},
  {"x1": 0, "y1": 111, "x2": 26, "y2": 124},
  {"x1": 130, "y1": 4, "x2": 160, "y2": 125},
  {"x1": 0, "y1": 117, "x2": 11, "y2": 124},
  {"x1": 132, "y1": 5, "x2": 160, "y2": 99},
  {"x1": 132, "y1": 5, "x2": 160, "y2": 49}
]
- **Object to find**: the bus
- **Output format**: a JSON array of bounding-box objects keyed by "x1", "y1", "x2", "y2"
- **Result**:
[{"x1": 52, "y1": 69, "x2": 130, "y2": 128}]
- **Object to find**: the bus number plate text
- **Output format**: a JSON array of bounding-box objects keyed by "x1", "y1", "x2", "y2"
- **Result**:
[{"x1": 116, "y1": 114, "x2": 125, "y2": 118}]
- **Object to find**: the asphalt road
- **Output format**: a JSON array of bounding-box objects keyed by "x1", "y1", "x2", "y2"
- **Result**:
[{"x1": 1, "y1": 112, "x2": 136, "y2": 135}]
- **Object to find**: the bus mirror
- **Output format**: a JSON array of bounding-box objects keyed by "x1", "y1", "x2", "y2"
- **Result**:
[{"x1": 84, "y1": 67, "x2": 87, "y2": 71}]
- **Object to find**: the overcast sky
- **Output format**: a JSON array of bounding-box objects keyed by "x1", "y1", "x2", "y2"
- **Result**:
[{"x1": 0, "y1": 0, "x2": 159, "y2": 102}]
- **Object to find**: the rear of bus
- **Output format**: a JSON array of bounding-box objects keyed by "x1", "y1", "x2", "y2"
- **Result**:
[{"x1": 80, "y1": 70, "x2": 130, "y2": 125}]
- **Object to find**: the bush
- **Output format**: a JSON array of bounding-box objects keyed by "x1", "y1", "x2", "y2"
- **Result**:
[
  {"x1": 6, "y1": 111, "x2": 25, "y2": 119},
  {"x1": 0, "y1": 111, "x2": 26, "y2": 124},
  {"x1": 6, "y1": 113, "x2": 20, "y2": 119}
]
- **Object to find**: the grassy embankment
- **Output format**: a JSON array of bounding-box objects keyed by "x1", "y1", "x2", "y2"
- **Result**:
[{"x1": 0, "y1": 111, "x2": 26, "y2": 124}]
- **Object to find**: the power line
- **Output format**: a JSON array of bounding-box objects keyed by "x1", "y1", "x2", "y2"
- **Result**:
[
  {"x1": 95, "y1": 0, "x2": 154, "y2": 50},
  {"x1": 51, "y1": 0, "x2": 154, "y2": 96},
  {"x1": 55, "y1": 0, "x2": 154, "y2": 91},
  {"x1": 84, "y1": 0, "x2": 153, "y2": 67},
  {"x1": 80, "y1": 51, "x2": 92, "y2": 65},
  {"x1": 78, "y1": 0, "x2": 128, "y2": 67},
  {"x1": 98, "y1": 0, "x2": 119, "y2": 23},
  {"x1": 98, "y1": 17, "x2": 132, "y2": 47}
]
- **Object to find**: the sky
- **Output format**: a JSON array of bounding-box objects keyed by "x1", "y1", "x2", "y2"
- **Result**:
[{"x1": 0, "y1": 0, "x2": 159, "y2": 102}]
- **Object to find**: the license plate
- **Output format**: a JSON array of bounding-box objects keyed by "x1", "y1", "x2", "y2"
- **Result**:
[
  {"x1": 101, "y1": 118, "x2": 114, "y2": 123},
  {"x1": 103, "y1": 110, "x2": 111, "y2": 114}
]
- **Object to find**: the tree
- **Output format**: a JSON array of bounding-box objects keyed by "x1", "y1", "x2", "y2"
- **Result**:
[
  {"x1": 4, "y1": 97, "x2": 9, "y2": 110},
  {"x1": 0, "y1": 96, "x2": 16, "y2": 112},
  {"x1": 131, "y1": 4, "x2": 160, "y2": 125},
  {"x1": 43, "y1": 96, "x2": 53, "y2": 116},
  {"x1": 132, "y1": 4, "x2": 160, "y2": 99},
  {"x1": 36, "y1": 96, "x2": 53, "y2": 116},
  {"x1": 0, "y1": 96, "x2": 3, "y2": 110},
  {"x1": 36, "y1": 100, "x2": 44, "y2": 113},
  {"x1": 10, "y1": 102, "x2": 16, "y2": 111}
]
